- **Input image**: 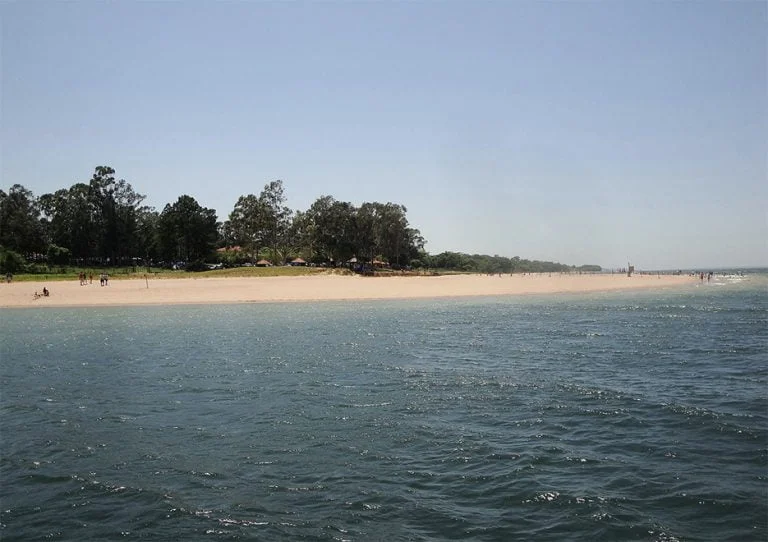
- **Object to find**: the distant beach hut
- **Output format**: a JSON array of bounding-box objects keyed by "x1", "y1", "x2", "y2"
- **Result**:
[
  {"x1": 347, "y1": 257, "x2": 358, "y2": 264},
  {"x1": 372, "y1": 259, "x2": 387, "y2": 268},
  {"x1": 290, "y1": 257, "x2": 307, "y2": 266},
  {"x1": 255, "y1": 259, "x2": 272, "y2": 267}
]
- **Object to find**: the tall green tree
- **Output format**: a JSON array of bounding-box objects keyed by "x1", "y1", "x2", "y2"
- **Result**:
[
  {"x1": 303, "y1": 195, "x2": 332, "y2": 261},
  {"x1": 39, "y1": 183, "x2": 97, "y2": 263},
  {"x1": 135, "y1": 208, "x2": 160, "y2": 264},
  {"x1": 259, "y1": 180, "x2": 292, "y2": 263},
  {"x1": 285, "y1": 210, "x2": 312, "y2": 260},
  {"x1": 228, "y1": 194, "x2": 268, "y2": 262},
  {"x1": 157, "y1": 195, "x2": 218, "y2": 263},
  {"x1": 87, "y1": 166, "x2": 146, "y2": 265},
  {"x1": 376, "y1": 202, "x2": 410, "y2": 264},
  {"x1": 0, "y1": 184, "x2": 46, "y2": 256},
  {"x1": 354, "y1": 202, "x2": 379, "y2": 262},
  {"x1": 352, "y1": 201, "x2": 421, "y2": 265},
  {"x1": 305, "y1": 196, "x2": 357, "y2": 263},
  {"x1": 218, "y1": 220, "x2": 235, "y2": 249}
]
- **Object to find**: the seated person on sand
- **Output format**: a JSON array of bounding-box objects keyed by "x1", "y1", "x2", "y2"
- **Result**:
[{"x1": 33, "y1": 288, "x2": 50, "y2": 300}]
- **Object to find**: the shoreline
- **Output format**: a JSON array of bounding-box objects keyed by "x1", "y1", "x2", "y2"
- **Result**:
[{"x1": 0, "y1": 273, "x2": 696, "y2": 309}]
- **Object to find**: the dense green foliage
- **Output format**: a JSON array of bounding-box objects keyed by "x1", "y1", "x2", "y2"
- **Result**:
[
  {"x1": 416, "y1": 252, "x2": 584, "y2": 274},
  {"x1": 0, "y1": 165, "x2": 594, "y2": 274},
  {"x1": 157, "y1": 195, "x2": 218, "y2": 263},
  {"x1": 576, "y1": 264, "x2": 602, "y2": 273}
]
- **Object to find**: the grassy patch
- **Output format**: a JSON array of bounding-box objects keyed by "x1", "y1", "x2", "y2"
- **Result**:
[
  {"x1": 7, "y1": 266, "x2": 353, "y2": 282},
  {"x1": 6, "y1": 266, "x2": 461, "y2": 283}
]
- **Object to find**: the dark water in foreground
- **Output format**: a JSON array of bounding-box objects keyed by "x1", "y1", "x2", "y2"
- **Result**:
[{"x1": 2, "y1": 276, "x2": 766, "y2": 541}]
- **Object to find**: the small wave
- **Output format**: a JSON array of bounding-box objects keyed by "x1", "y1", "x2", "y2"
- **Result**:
[
  {"x1": 525, "y1": 491, "x2": 560, "y2": 503},
  {"x1": 218, "y1": 518, "x2": 269, "y2": 527},
  {"x1": 268, "y1": 484, "x2": 325, "y2": 492},
  {"x1": 659, "y1": 402, "x2": 763, "y2": 439}
]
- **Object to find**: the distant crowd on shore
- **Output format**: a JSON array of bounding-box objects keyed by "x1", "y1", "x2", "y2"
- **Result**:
[{"x1": 78, "y1": 272, "x2": 110, "y2": 286}]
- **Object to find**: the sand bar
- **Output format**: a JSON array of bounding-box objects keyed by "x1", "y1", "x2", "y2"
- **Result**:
[{"x1": 0, "y1": 273, "x2": 695, "y2": 309}]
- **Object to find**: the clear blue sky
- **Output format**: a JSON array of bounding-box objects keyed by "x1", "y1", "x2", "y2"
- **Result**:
[{"x1": 2, "y1": 1, "x2": 766, "y2": 269}]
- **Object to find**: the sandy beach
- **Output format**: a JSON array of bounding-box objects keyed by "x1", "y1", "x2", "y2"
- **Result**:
[{"x1": 0, "y1": 273, "x2": 695, "y2": 308}]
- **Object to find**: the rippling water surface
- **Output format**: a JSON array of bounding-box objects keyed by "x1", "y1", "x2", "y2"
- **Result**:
[{"x1": 2, "y1": 275, "x2": 766, "y2": 541}]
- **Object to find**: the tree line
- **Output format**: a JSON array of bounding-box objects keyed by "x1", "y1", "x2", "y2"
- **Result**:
[
  {"x1": 418, "y1": 252, "x2": 595, "y2": 274},
  {"x1": 0, "y1": 166, "x2": 425, "y2": 272},
  {"x1": 0, "y1": 166, "x2": 595, "y2": 274}
]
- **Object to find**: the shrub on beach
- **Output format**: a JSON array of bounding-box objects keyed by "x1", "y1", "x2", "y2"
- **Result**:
[
  {"x1": 0, "y1": 247, "x2": 27, "y2": 274},
  {"x1": 186, "y1": 260, "x2": 209, "y2": 272}
]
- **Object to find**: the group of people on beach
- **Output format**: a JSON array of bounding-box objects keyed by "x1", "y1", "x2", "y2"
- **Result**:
[
  {"x1": 78, "y1": 272, "x2": 109, "y2": 286},
  {"x1": 33, "y1": 287, "x2": 49, "y2": 300}
]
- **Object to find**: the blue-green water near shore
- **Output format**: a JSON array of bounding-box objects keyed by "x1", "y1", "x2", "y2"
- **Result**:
[{"x1": 2, "y1": 274, "x2": 766, "y2": 541}]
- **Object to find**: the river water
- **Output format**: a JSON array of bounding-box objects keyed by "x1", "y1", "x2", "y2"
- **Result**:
[{"x1": 2, "y1": 274, "x2": 766, "y2": 541}]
